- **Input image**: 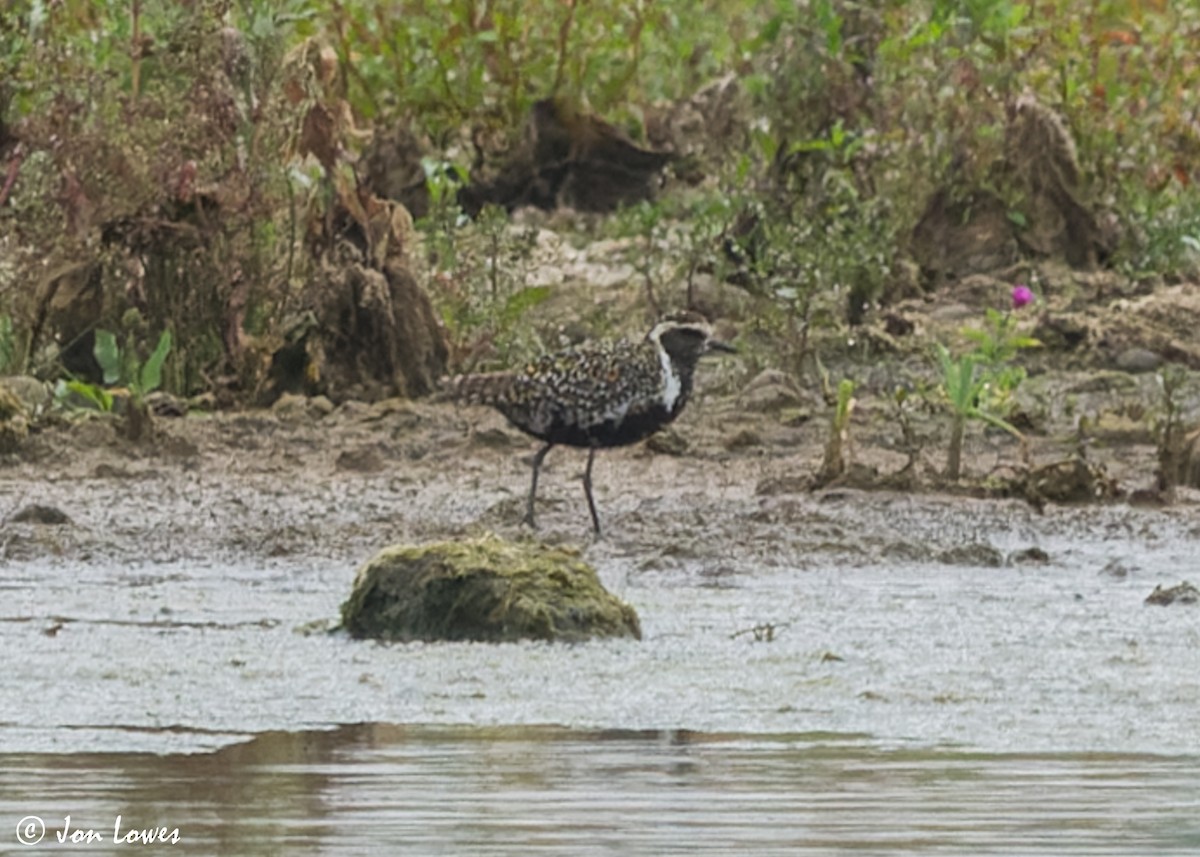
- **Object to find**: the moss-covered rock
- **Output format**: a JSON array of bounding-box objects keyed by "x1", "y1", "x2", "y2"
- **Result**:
[{"x1": 341, "y1": 536, "x2": 641, "y2": 643}]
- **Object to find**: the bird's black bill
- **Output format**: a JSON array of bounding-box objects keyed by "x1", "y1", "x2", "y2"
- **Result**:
[{"x1": 706, "y1": 338, "x2": 738, "y2": 354}]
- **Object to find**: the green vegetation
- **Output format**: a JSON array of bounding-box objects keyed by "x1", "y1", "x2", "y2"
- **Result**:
[
  {"x1": 0, "y1": 316, "x2": 16, "y2": 374},
  {"x1": 56, "y1": 327, "x2": 172, "y2": 439},
  {"x1": 0, "y1": 0, "x2": 1197, "y2": 477},
  {"x1": 816, "y1": 377, "x2": 856, "y2": 485},
  {"x1": 428, "y1": 194, "x2": 547, "y2": 371},
  {"x1": 320, "y1": 0, "x2": 753, "y2": 135},
  {"x1": 936, "y1": 344, "x2": 1024, "y2": 481},
  {"x1": 1154, "y1": 364, "x2": 1191, "y2": 493},
  {"x1": 95, "y1": 328, "x2": 173, "y2": 401}
]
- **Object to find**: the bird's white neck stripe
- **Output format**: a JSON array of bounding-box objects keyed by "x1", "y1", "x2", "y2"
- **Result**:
[{"x1": 658, "y1": 343, "x2": 682, "y2": 411}]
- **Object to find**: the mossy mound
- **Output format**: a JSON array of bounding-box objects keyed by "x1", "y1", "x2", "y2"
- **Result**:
[{"x1": 341, "y1": 536, "x2": 642, "y2": 643}]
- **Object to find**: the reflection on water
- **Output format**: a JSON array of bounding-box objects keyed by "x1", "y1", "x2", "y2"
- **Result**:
[{"x1": 3, "y1": 725, "x2": 1199, "y2": 855}]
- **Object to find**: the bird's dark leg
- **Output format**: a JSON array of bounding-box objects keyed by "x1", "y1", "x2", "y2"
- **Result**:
[
  {"x1": 524, "y1": 442, "x2": 554, "y2": 528},
  {"x1": 583, "y1": 445, "x2": 601, "y2": 535}
]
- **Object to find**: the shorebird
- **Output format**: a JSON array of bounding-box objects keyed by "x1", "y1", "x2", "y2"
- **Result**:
[{"x1": 446, "y1": 314, "x2": 736, "y2": 534}]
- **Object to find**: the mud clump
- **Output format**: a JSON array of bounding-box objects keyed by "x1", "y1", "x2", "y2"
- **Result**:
[
  {"x1": 1004, "y1": 94, "x2": 1115, "y2": 268},
  {"x1": 9, "y1": 504, "x2": 71, "y2": 525},
  {"x1": 911, "y1": 93, "x2": 1114, "y2": 288},
  {"x1": 1144, "y1": 581, "x2": 1200, "y2": 607},
  {"x1": 1024, "y1": 458, "x2": 1120, "y2": 505},
  {"x1": 937, "y1": 543, "x2": 1004, "y2": 567},
  {"x1": 1010, "y1": 547, "x2": 1050, "y2": 566},
  {"x1": 460, "y1": 98, "x2": 672, "y2": 214},
  {"x1": 340, "y1": 536, "x2": 641, "y2": 643},
  {"x1": 276, "y1": 194, "x2": 448, "y2": 404},
  {"x1": 0, "y1": 385, "x2": 29, "y2": 453}
]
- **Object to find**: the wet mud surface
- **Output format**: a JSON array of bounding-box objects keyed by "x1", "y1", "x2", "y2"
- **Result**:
[
  {"x1": 3, "y1": 395, "x2": 1199, "y2": 759},
  {"x1": 4, "y1": 394, "x2": 1200, "y2": 853}
]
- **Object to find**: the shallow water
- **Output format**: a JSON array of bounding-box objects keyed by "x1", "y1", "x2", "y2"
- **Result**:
[
  {"x1": 4, "y1": 484, "x2": 1200, "y2": 852},
  {"x1": 4, "y1": 726, "x2": 1199, "y2": 855}
]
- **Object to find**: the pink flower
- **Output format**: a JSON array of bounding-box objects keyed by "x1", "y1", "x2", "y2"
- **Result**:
[{"x1": 1011, "y1": 285, "x2": 1035, "y2": 309}]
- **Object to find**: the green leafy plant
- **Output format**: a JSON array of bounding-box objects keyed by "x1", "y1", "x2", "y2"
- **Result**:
[
  {"x1": 428, "y1": 200, "x2": 545, "y2": 372},
  {"x1": 58, "y1": 379, "x2": 115, "y2": 413},
  {"x1": 1155, "y1": 364, "x2": 1191, "y2": 494},
  {"x1": 319, "y1": 0, "x2": 756, "y2": 136},
  {"x1": 890, "y1": 383, "x2": 932, "y2": 477},
  {"x1": 936, "y1": 344, "x2": 1024, "y2": 481},
  {"x1": 962, "y1": 307, "x2": 1041, "y2": 366},
  {"x1": 94, "y1": 329, "x2": 173, "y2": 402},
  {"x1": 941, "y1": 292, "x2": 1037, "y2": 473},
  {"x1": 418, "y1": 157, "x2": 470, "y2": 272},
  {"x1": 816, "y1": 377, "x2": 856, "y2": 485},
  {"x1": 0, "y1": 315, "x2": 15, "y2": 373},
  {"x1": 964, "y1": 286, "x2": 1041, "y2": 410},
  {"x1": 55, "y1": 328, "x2": 174, "y2": 440},
  {"x1": 617, "y1": 199, "x2": 669, "y2": 314}
]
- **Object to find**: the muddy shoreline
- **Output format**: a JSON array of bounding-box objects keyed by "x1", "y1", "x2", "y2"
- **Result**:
[
  {"x1": 0, "y1": 382, "x2": 1181, "y2": 570},
  {"x1": 3, "y1": 386, "x2": 1199, "y2": 762}
]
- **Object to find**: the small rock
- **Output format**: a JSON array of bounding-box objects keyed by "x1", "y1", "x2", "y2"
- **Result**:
[
  {"x1": 309, "y1": 395, "x2": 335, "y2": 416},
  {"x1": 0, "y1": 376, "x2": 50, "y2": 413},
  {"x1": 1114, "y1": 347, "x2": 1162, "y2": 373},
  {"x1": 883, "y1": 312, "x2": 916, "y2": 337},
  {"x1": 754, "y1": 475, "x2": 809, "y2": 496},
  {"x1": 471, "y1": 427, "x2": 522, "y2": 449},
  {"x1": 358, "y1": 397, "x2": 421, "y2": 427},
  {"x1": 1010, "y1": 546, "x2": 1050, "y2": 565},
  {"x1": 1065, "y1": 369, "x2": 1137, "y2": 391},
  {"x1": 187, "y1": 391, "x2": 218, "y2": 411},
  {"x1": 881, "y1": 541, "x2": 933, "y2": 562},
  {"x1": 928, "y1": 301, "x2": 976, "y2": 322},
  {"x1": 1026, "y1": 458, "x2": 1119, "y2": 503},
  {"x1": 722, "y1": 428, "x2": 763, "y2": 451},
  {"x1": 1064, "y1": 372, "x2": 1137, "y2": 394},
  {"x1": 738, "y1": 369, "x2": 806, "y2": 413},
  {"x1": 1145, "y1": 581, "x2": 1200, "y2": 606},
  {"x1": 336, "y1": 446, "x2": 387, "y2": 473},
  {"x1": 1100, "y1": 558, "x2": 1136, "y2": 578},
  {"x1": 271, "y1": 392, "x2": 310, "y2": 422},
  {"x1": 1090, "y1": 412, "x2": 1154, "y2": 445},
  {"x1": 937, "y1": 543, "x2": 1004, "y2": 567},
  {"x1": 1034, "y1": 312, "x2": 1092, "y2": 351},
  {"x1": 157, "y1": 434, "x2": 199, "y2": 459},
  {"x1": 71, "y1": 417, "x2": 119, "y2": 448},
  {"x1": 1127, "y1": 488, "x2": 1167, "y2": 507},
  {"x1": 779, "y1": 407, "x2": 814, "y2": 426},
  {"x1": 145, "y1": 391, "x2": 187, "y2": 417},
  {"x1": 332, "y1": 400, "x2": 371, "y2": 421},
  {"x1": 92, "y1": 463, "x2": 140, "y2": 479},
  {"x1": 272, "y1": 393, "x2": 331, "y2": 422},
  {"x1": 646, "y1": 428, "x2": 689, "y2": 456},
  {"x1": 10, "y1": 504, "x2": 71, "y2": 525},
  {"x1": 294, "y1": 618, "x2": 339, "y2": 636}
]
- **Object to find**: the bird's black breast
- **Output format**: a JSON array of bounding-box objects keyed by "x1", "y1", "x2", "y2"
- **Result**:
[{"x1": 518, "y1": 401, "x2": 680, "y2": 449}]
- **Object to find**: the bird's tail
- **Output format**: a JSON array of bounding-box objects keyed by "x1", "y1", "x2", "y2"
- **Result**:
[{"x1": 438, "y1": 371, "x2": 516, "y2": 405}]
